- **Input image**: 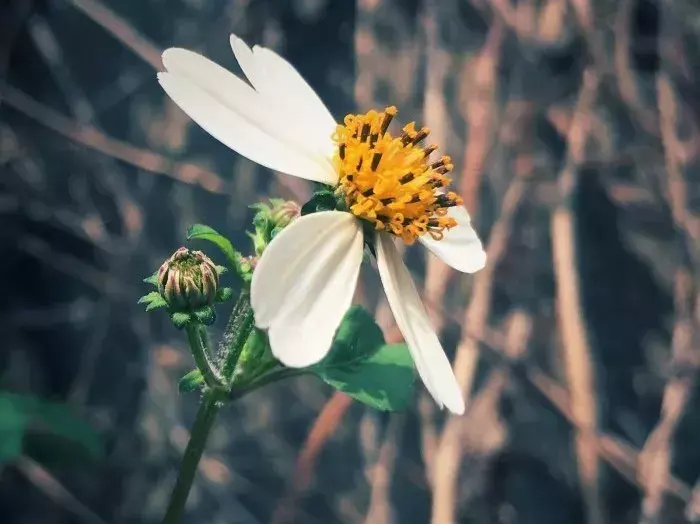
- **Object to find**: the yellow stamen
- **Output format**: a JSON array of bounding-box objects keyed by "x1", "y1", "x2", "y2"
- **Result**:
[{"x1": 332, "y1": 106, "x2": 462, "y2": 244}]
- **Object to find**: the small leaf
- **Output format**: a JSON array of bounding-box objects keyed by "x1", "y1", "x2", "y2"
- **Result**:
[
  {"x1": 0, "y1": 393, "x2": 29, "y2": 464},
  {"x1": 138, "y1": 291, "x2": 162, "y2": 305},
  {"x1": 321, "y1": 306, "x2": 385, "y2": 366},
  {"x1": 179, "y1": 369, "x2": 204, "y2": 393},
  {"x1": 216, "y1": 287, "x2": 233, "y2": 303},
  {"x1": 171, "y1": 312, "x2": 191, "y2": 329},
  {"x1": 193, "y1": 306, "x2": 216, "y2": 325},
  {"x1": 215, "y1": 265, "x2": 228, "y2": 275},
  {"x1": 300, "y1": 190, "x2": 338, "y2": 216},
  {"x1": 143, "y1": 272, "x2": 159, "y2": 286},
  {"x1": 145, "y1": 296, "x2": 168, "y2": 312},
  {"x1": 318, "y1": 343, "x2": 415, "y2": 411},
  {"x1": 187, "y1": 224, "x2": 242, "y2": 271}
]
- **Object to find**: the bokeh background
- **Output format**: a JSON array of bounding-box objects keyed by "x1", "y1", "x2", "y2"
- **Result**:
[{"x1": 2, "y1": 0, "x2": 699, "y2": 522}]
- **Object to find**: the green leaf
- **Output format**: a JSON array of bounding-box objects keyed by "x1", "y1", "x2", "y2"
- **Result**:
[
  {"x1": 179, "y1": 369, "x2": 204, "y2": 393},
  {"x1": 0, "y1": 393, "x2": 28, "y2": 464},
  {"x1": 186, "y1": 224, "x2": 242, "y2": 270},
  {"x1": 300, "y1": 190, "x2": 338, "y2": 216},
  {"x1": 318, "y1": 343, "x2": 415, "y2": 411},
  {"x1": 143, "y1": 271, "x2": 159, "y2": 286},
  {"x1": 322, "y1": 306, "x2": 385, "y2": 365},
  {"x1": 138, "y1": 291, "x2": 162, "y2": 305},
  {"x1": 171, "y1": 312, "x2": 191, "y2": 329},
  {"x1": 0, "y1": 393, "x2": 102, "y2": 467},
  {"x1": 29, "y1": 400, "x2": 102, "y2": 460}
]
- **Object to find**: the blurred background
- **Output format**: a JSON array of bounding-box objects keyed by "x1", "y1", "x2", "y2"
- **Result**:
[{"x1": 2, "y1": 0, "x2": 698, "y2": 522}]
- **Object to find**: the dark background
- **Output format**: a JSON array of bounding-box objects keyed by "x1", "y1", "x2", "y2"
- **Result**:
[{"x1": 2, "y1": 0, "x2": 699, "y2": 523}]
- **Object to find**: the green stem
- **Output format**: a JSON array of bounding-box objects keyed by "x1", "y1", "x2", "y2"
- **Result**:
[
  {"x1": 229, "y1": 368, "x2": 310, "y2": 401},
  {"x1": 185, "y1": 323, "x2": 222, "y2": 389},
  {"x1": 161, "y1": 388, "x2": 224, "y2": 524},
  {"x1": 219, "y1": 291, "x2": 255, "y2": 381}
]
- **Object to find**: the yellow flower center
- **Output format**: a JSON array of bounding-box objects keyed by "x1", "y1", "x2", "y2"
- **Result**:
[{"x1": 332, "y1": 106, "x2": 462, "y2": 245}]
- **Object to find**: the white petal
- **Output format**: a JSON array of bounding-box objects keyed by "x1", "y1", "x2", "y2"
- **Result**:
[
  {"x1": 375, "y1": 232, "x2": 465, "y2": 414},
  {"x1": 251, "y1": 211, "x2": 364, "y2": 368},
  {"x1": 419, "y1": 206, "x2": 486, "y2": 273},
  {"x1": 158, "y1": 71, "x2": 335, "y2": 183},
  {"x1": 230, "y1": 34, "x2": 337, "y2": 160}
]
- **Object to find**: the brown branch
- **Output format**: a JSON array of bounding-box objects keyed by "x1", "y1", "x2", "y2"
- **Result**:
[
  {"x1": 2, "y1": 84, "x2": 229, "y2": 194},
  {"x1": 66, "y1": 0, "x2": 162, "y2": 69},
  {"x1": 430, "y1": 130, "x2": 533, "y2": 523},
  {"x1": 269, "y1": 392, "x2": 354, "y2": 524},
  {"x1": 550, "y1": 69, "x2": 603, "y2": 524}
]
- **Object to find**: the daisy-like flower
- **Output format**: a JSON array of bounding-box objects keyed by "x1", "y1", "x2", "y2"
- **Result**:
[{"x1": 158, "y1": 34, "x2": 486, "y2": 414}]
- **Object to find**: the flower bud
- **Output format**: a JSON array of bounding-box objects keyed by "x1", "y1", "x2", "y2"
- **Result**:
[
  {"x1": 251, "y1": 199, "x2": 301, "y2": 256},
  {"x1": 157, "y1": 247, "x2": 219, "y2": 312},
  {"x1": 270, "y1": 200, "x2": 301, "y2": 230}
]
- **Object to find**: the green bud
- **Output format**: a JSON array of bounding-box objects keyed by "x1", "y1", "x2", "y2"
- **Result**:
[
  {"x1": 251, "y1": 200, "x2": 301, "y2": 256},
  {"x1": 158, "y1": 247, "x2": 219, "y2": 312}
]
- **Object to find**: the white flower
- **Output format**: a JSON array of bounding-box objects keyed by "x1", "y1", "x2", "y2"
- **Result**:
[{"x1": 158, "y1": 35, "x2": 487, "y2": 414}]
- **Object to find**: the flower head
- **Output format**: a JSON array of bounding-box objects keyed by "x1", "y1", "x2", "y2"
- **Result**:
[
  {"x1": 158, "y1": 34, "x2": 487, "y2": 414},
  {"x1": 158, "y1": 247, "x2": 219, "y2": 311},
  {"x1": 334, "y1": 107, "x2": 461, "y2": 244}
]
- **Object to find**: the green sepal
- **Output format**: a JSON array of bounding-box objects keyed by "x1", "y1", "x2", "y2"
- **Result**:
[
  {"x1": 138, "y1": 291, "x2": 162, "y2": 305},
  {"x1": 145, "y1": 296, "x2": 168, "y2": 312},
  {"x1": 179, "y1": 369, "x2": 205, "y2": 393},
  {"x1": 193, "y1": 306, "x2": 216, "y2": 326},
  {"x1": 171, "y1": 312, "x2": 191, "y2": 329},
  {"x1": 143, "y1": 271, "x2": 159, "y2": 286},
  {"x1": 216, "y1": 287, "x2": 233, "y2": 303},
  {"x1": 300, "y1": 189, "x2": 338, "y2": 216}
]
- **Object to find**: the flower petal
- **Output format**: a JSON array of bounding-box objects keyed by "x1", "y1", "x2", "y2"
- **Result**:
[
  {"x1": 375, "y1": 232, "x2": 465, "y2": 414},
  {"x1": 251, "y1": 211, "x2": 364, "y2": 368},
  {"x1": 419, "y1": 205, "x2": 486, "y2": 273},
  {"x1": 163, "y1": 46, "x2": 336, "y2": 179},
  {"x1": 230, "y1": 34, "x2": 337, "y2": 160},
  {"x1": 158, "y1": 71, "x2": 335, "y2": 183}
]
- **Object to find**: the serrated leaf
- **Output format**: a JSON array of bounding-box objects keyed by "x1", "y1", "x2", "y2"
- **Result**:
[
  {"x1": 321, "y1": 306, "x2": 385, "y2": 366},
  {"x1": 300, "y1": 190, "x2": 338, "y2": 216},
  {"x1": 138, "y1": 291, "x2": 162, "y2": 305},
  {"x1": 145, "y1": 297, "x2": 168, "y2": 312},
  {"x1": 179, "y1": 369, "x2": 204, "y2": 393},
  {"x1": 171, "y1": 312, "x2": 191, "y2": 329},
  {"x1": 0, "y1": 393, "x2": 28, "y2": 464},
  {"x1": 186, "y1": 224, "x2": 241, "y2": 270},
  {"x1": 318, "y1": 343, "x2": 415, "y2": 411}
]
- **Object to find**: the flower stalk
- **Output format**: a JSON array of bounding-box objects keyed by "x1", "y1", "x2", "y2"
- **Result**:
[
  {"x1": 185, "y1": 323, "x2": 223, "y2": 390},
  {"x1": 161, "y1": 387, "x2": 224, "y2": 524}
]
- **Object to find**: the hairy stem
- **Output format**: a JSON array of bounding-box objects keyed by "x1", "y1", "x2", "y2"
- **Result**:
[
  {"x1": 219, "y1": 291, "x2": 255, "y2": 381},
  {"x1": 185, "y1": 323, "x2": 222, "y2": 389},
  {"x1": 161, "y1": 388, "x2": 224, "y2": 524}
]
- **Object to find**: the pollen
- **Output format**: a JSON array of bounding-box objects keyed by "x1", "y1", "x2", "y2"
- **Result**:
[{"x1": 332, "y1": 106, "x2": 462, "y2": 244}]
